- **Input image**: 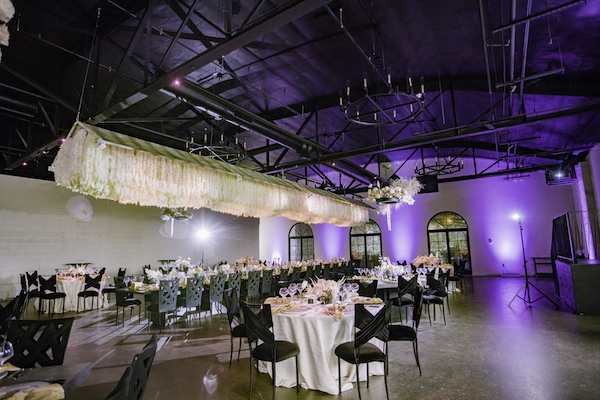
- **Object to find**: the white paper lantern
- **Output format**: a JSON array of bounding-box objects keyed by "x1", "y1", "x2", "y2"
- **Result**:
[{"x1": 66, "y1": 195, "x2": 93, "y2": 221}]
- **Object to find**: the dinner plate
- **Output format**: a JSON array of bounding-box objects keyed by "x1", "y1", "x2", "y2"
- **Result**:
[
  {"x1": 282, "y1": 306, "x2": 310, "y2": 314},
  {"x1": 0, "y1": 381, "x2": 51, "y2": 399}
]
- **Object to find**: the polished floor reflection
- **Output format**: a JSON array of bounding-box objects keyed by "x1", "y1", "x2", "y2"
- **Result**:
[{"x1": 30, "y1": 277, "x2": 600, "y2": 400}]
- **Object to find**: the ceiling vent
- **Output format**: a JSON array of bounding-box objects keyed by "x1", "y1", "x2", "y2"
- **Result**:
[{"x1": 545, "y1": 166, "x2": 576, "y2": 186}]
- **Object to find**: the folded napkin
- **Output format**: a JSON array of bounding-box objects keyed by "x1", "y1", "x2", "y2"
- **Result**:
[
  {"x1": 0, "y1": 363, "x2": 21, "y2": 373},
  {"x1": 6, "y1": 383, "x2": 64, "y2": 400},
  {"x1": 272, "y1": 305, "x2": 293, "y2": 313}
]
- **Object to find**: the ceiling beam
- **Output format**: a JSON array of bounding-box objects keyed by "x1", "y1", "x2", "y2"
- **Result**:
[
  {"x1": 262, "y1": 101, "x2": 600, "y2": 173},
  {"x1": 90, "y1": 0, "x2": 333, "y2": 125}
]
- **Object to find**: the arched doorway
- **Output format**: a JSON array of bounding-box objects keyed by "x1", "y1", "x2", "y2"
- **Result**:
[
  {"x1": 289, "y1": 223, "x2": 314, "y2": 261},
  {"x1": 350, "y1": 219, "x2": 382, "y2": 268},
  {"x1": 427, "y1": 212, "x2": 472, "y2": 274}
]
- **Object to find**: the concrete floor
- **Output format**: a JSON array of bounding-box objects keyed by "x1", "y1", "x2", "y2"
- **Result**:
[{"x1": 27, "y1": 277, "x2": 600, "y2": 400}]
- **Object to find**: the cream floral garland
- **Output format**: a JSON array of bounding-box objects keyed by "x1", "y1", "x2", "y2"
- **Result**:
[{"x1": 53, "y1": 122, "x2": 369, "y2": 227}]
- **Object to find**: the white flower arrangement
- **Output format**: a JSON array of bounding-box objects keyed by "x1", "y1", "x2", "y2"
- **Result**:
[
  {"x1": 307, "y1": 278, "x2": 345, "y2": 301},
  {"x1": 367, "y1": 177, "x2": 423, "y2": 230},
  {"x1": 412, "y1": 254, "x2": 442, "y2": 267}
]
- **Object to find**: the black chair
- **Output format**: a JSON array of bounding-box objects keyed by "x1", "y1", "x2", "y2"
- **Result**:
[
  {"x1": 276, "y1": 268, "x2": 289, "y2": 293},
  {"x1": 77, "y1": 274, "x2": 102, "y2": 312},
  {"x1": 23, "y1": 271, "x2": 41, "y2": 310},
  {"x1": 261, "y1": 269, "x2": 273, "y2": 299},
  {"x1": 323, "y1": 264, "x2": 332, "y2": 279},
  {"x1": 392, "y1": 276, "x2": 418, "y2": 323},
  {"x1": 38, "y1": 275, "x2": 66, "y2": 314},
  {"x1": 115, "y1": 277, "x2": 141, "y2": 327},
  {"x1": 246, "y1": 271, "x2": 261, "y2": 302},
  {"x1": 147, "y1": 279, "x2": 179, "y2": 332},
  {"x1": 105, "y1": 366, "x2": 132, "y2": 400},
  {"x1": 223, "y1": 290, "x2": 249, "y2": 368},
  {"x1": 128, "y1": 333, "x2": 158, "y2": 400},
  {"x1": 0, "y1": 291, "x2": 27, "y2": 336},
  {"x1": 358, "y1": 280, "x2": 378, "y2": 298},
  {"x1": 202, "y1": 274, "x2": 227, "y2": 316},
  {"x1": 241, "y1": 302, "x2": 300, "y2": 400},
  {"x1": 304, "y1": 265, "x2": 314, "y2": 282},
  {"x1": 334, "y1": 302, "x2": 391, "y2": 400},
  {"x1": 103, "y1": 269, "x2": 125, "y2": 304},
  {"x1": 423, "y1": 273, "x2": 449, "y2": 325},
  {"x1": 228, "y1": 272, "x2": 242, "y2": 298},
  {"x1": 7, "y1": 317, "x2": 75, "y2": 368},
  {"x1": 290, "y1": 267, "x2": 302, "y2": 283},
  {"x1": 388, "y1": 286, "x2": 424, "y2": 375},
  {"x1": 313, "y1": 264, "x2": 322, "y2": 279},
  {"x1": 448, "y1": 261, "x2": 465, "y2": 292},
  {"x1": 178, "y1": 276, "x2": 204, "y2": 319},
  {"x1": 118, "y1": 268, "x2": 127, "y2": 277}
]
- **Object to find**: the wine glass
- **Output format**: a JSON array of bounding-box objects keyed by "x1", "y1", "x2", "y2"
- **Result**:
[
  {"x1": 0, "y1": 339, "x2": 14, "y2": 372},
  {"x1": 279, "y1": 287, "x2": 289, "y2": 301},
  {"x1": 288, "y1": 283, "x2": 298, "y2": 300}
]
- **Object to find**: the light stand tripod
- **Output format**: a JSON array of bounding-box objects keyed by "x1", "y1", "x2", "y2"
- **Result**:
[{"x1": 509, "y1": 217, "x2": 559, "y2": 308}]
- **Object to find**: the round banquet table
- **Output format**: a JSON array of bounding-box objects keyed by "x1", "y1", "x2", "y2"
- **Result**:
[
  {"x1": 257, "y1": 303, "x2": 384, "y2": 395},
  {"x1": 36, "y1": 277, "x2": 108, "y2": 313}
]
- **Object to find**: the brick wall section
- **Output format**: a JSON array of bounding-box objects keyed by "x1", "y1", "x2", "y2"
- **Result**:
[{"x1": 0, "y1": 175, "x2": 259, "y2": 297}]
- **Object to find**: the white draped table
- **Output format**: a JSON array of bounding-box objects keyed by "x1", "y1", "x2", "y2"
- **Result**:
[
  {"x1": 36, "y1": 277, "x2": 108, "y2": 313},
  {"x1": 258, "y1": 304, "x2": 384, "y2": 395}
]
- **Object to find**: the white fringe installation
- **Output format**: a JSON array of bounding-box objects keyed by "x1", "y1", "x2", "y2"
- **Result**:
[{"x1": 53, "y1": 122, "x2": 370, "y2": 227}]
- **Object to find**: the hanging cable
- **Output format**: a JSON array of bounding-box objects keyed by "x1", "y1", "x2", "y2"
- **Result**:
[{"x1": 76, "y1": 8, "x2": 101, "y2": 122}]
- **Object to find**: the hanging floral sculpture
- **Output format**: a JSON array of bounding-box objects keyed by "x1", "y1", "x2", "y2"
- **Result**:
[
  {"x1": 161, "y1": 207, "x2": 193, "y2": 221},
  {"x1": 52, "y1": 122, "x2": 371, "y2": 227},
  {"x1": 0, "y1": 0, "x2": 15, "y2": 62},
  {"x1": 366, "y1": 177, "x2": 423, "y2": 230}
]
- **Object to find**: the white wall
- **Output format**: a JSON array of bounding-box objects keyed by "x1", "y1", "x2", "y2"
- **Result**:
[
  {"x1": 0, "y1": 175, "x2": 259, "y2": 297},
  {"x1": 260, "y1": 168, "x2": 575, "y2": 276}
]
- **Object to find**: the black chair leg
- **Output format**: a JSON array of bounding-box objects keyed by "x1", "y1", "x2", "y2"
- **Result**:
[
  {"x1": 229, "y1": 336, "x2": 234, "y2": 368},
  {"x1": 238, "y1": 337, "x2": 242, "y2": 361},
  {"x1": 384, "y1": 357, "x2": 390, "y2": 400},
  {"x1": 295, "y1": 355, "x2": 299, "y2": 395},
  {"x1": 366, "y1": 362, "x2": 369, "y2": 388},
  {"x1": 355, "y1": 362, "x2": 362, "y2": 400},
  {"x1": 338, "y1": 358, "x2": 341, "y2": 395},
  {"x1": 272, "y1": 355, "x2": 276, "y2": 400},
  {"x1": 248, "y1": 353, "x2": 254, "y2": 400},
  {"x1": 413, "y1": 339, "x2": 422, "y2": 376}
]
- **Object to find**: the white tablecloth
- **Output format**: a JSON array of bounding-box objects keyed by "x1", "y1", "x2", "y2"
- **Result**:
[
  {"x1": 36, "y1": 278, "x2": 108, "y2": 313},
  {"x1": 258, "y1": 305, "x2": 384, "y2": 395}
]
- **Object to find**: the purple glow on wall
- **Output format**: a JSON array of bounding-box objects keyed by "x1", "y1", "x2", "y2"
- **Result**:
[{"x1": 314, "y1": 224, "x2": 346, "y2": 259}]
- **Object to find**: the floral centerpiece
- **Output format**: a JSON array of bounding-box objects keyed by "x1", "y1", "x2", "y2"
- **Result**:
[
  {"x1": 366, "y1": 177, "x2": 423, "y2": 230},
  {"x1": 306, "y1": 278, "x2": 345, "y2": 304},
  {"x1": 412, "y1": 254, "x2": 442, "y2": 267},
  {"x1": 160, "y1": 207, "x2": 193, "y2": 221}
]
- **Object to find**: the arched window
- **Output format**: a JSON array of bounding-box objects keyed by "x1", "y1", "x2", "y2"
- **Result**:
[
  {"x1": 427, "y1": 212, "x2": 471, "y2": 274},
  {"x1": 289, "y1": 223, "x2": 314, "y2": 261},
  {"x1": 350, "y1": 220, "x2": 382, "y2": 268}
]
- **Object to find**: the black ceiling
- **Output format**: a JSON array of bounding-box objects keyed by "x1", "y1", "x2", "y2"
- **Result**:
[{"x1": 1, "y1": 0, "x2": 600, "y2": 196}]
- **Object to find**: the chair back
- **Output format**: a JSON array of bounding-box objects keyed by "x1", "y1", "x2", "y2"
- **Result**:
[
  {"x1": 105, "y1": 365, "x2": 132, "y2": 400},
  {"x1": 313, "y1": 264, "x2": 322, "y2": 279},
  {"x1": 438, "y1": 270, "x2": 450, "y2": 288},
  {"x1": 185, "y1": 277, "x2": 203, "y2": 308},
  {"x1": 358, "y1": 280, "x2": 378, "y2": 298},
  {"x1": 20, "y1": 274, "x2": 27, "y2": 292},
  {"x1": 84, "y1": 274, "x2": 102, "y2": 291},
  {"x1": 128, "y1": 333, "x2": 157, "y2": 400},
  {"x1": 227, "y1": 272, "x2": 242, "y2": 298},
  {"x1": 426, "y1": 274, "x2": 447, "y2": 297},
  {"x1": 323, "y1": 264, "x2": 331, "y2": 279},
  {"x1": 7, "y1": 317, "x2": 75, "y2": 368},
  {"x1": 26, "y1": 271, "x2": 38, "y2": 291},
  {"x1": 114, "y1": 276, "x2": 126, "y2": 289},
  {"x1": 247, "y1": 271, "x2": 261, "y2": 298},
  {"x1": 209, "y1": 274, "x2": 227, "y2": 303},
  {"x1": 0, "y1": 297, "x2": 17, "y2": 335},
  {"x1": 354, "y1": 302, "x2": 391, "y2": 349},
  {"x1": 412, "y1": 286, "x2": 424, "y2": 329},
  {"x1": 13, "y1": 290, "x2": 28, "y2": 320},
  {"x1": 39, "y1": 275, "x2": 58, "y2": 293},
  {"x1": 261, "y1": 269, "x2": 273, "y2": 295},
  {"x1": 290, "y1": 267, "x2": 302, "y2": 283},
  {"x1": 118, "y1": 268, "x2": 127, "y2": 277},
  {"x1": 241, "y1": 302, "x2": 274, "y2": 347},
  {"x1": 158, "y1": 279, "x2": 178, "y2": 314},
  {"x1": 304, "y1": 265, "x2": 314, "y2": 282},
  {"x1": 278, "y1": 268, "x2": 289, "y2": 282},
  {"x1": 223, "y1": 289, "x2": 242, "y2": 325},
  {"x1": 398, "y1": 276, "x2": 418, "y2": 297}
]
